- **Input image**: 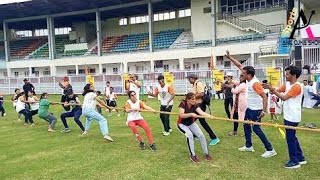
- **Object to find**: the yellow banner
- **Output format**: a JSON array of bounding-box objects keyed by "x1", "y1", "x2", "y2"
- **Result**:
[
  {"x1": 123, "y1": 73, "x2": 130, "y2": 89},
  {"x1": 86, "y1": 75, "x2": 95, "y2": 87},
  {"x1": 266, "y1": 67, "x2": 281, "y2": 87},
  {"x1": 212, "y1": 70, "x2": 224, "y2": 91},
  {"x1": 164, "y1": 72, "x2": 174, "y2": 86}
]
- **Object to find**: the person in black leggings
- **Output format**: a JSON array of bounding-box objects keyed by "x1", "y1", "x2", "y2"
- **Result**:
[{"x1": 59, "y1": 76, "x2": 73, "y2": 111}]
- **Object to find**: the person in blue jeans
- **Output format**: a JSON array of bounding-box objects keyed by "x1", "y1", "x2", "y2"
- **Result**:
[
  {"x1": 82, "y1": 84, "x2": 114, "y2": 142},
  {"x1": 225, "y1": 50, "x2": 276, "y2": 158},
  {"x1": 264, "y1": 66, "x2": 306, "y2": 169},
  {"x1": 60, "y1": 90, "x2": 85, "y2": 133}
]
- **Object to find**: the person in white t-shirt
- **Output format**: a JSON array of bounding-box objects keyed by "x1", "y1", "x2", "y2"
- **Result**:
[
  {"x1": 11, "y1": 88, "x2": 22, "y2": 121},
  {"x1": 148, "y1": 75, "x2": 175, "y2": 136},
  {"x1": 27, "y1": 91, "x2": 40, "y2": 117},
  {"x1": 125, "y1": 90, "x2": 157, "y2": 151},
  {"x1": 264, "y1": 66, "x2": 306, "y2": 169},
  {"x1": 82, "y1": 84, "x2": 114, "y2": 142},
  {"x1": 125, "y1": 74, "x2": 142, "y2": 100},
  {"x1": 104, "y1": 81, "x2": 111, "y2": 114}
]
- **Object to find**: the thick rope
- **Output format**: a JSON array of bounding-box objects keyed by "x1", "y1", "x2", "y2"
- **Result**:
[{"x1": 116, "y1": 108, "x2": 320, "y2": 133}]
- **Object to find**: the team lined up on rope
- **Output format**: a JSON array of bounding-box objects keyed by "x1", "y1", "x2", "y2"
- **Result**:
[{"x1": 3, "y1": 50, "x2": 317, "y2": 169}]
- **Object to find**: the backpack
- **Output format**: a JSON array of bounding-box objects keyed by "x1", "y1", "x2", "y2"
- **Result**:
[{"x1": 196, "y1": 82, "x2": 211, "y2": 106}]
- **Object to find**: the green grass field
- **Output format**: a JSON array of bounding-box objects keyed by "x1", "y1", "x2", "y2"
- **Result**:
[{"x1": 0, "y1": 95, "x2": 319, "y2": 180}]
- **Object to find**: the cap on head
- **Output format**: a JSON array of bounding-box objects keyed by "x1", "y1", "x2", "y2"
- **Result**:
[
  {"x1": 226, "y1": 72, "x2": 233, "y2": 77},
  {"x1": 23, "y1": 78, "x2": 28, "y2": 82},
  {"x1": 63, "y1": 76, "x2": 69, "y2": 81},
  {"x1": 186, "y1": 74, "x2": 198, "y2": 79}
]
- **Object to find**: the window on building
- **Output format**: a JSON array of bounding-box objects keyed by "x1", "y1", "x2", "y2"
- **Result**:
[
  {"x1": 14, "y1": 72, "x2": 19, "y2": 77},
  {"x1": 3, "y1": 72, "x2": 7, "y2": 77},
  {"x1": 24, "y1": 71, "x2": 29, "y2": 77},
  {"x1": 169, "y1": 11, "x2": 176, "y2": 19},
  {"x1": 119, "y1": 18, "x2": 128, "y2": 26},
  {"x1": 113, "y1": 68, "x2": 118, "y2": 74},
  {"x1": 179, "y1": 9, "x2": 191, "y2": 18},
  {"x1": 16, "y1": 30, "x2": 32, "y2": 37},
  {"x1": 55, "y1": 27, "x2": 71, "y2": 35},
  {"x1": 43, "y1": 70, "x2": 50, "y2": 76},
  {"x1": 35, "y1": 29, "x2": 48, "y2": 37},
  {"x1": 67, "y1": 69, "x2": 76, "y2": 75},
  {"x1": 34, "y1": 71, "x2": 39, "y2": 77},
  {"x1": 163, "y1": 64, "x2": 169, "y2": 72},
  {"x1": 102, "y1": 68, "x2": 106, "y2": 73}
]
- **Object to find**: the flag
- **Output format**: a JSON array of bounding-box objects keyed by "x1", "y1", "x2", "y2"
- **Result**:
[{"x1": 210, "y1": 51, "x2": 215, "y2": 70}]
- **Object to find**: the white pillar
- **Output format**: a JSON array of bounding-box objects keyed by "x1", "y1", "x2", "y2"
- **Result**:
[
  {"x1": 50, "y1": 66, "x2": 56, "y2": 76},
  {"x1": 123, "y1": 62, "x2": 128, "y2": 73},
  {"x1": 47, "y1": 17, "x2": 56, "y2": 60},
  {"x1": 6, "y1": 68, "x2": 11, "y2": 78},
  {"x1": 3, "y1": 22, "x2": 10, "y2": 61},
  {"x1": 99, "y1": 64, "x2": 103, "y2": 74},
  {"x1": 96, "y1": 11, "x2": 102, "y2": 56},
  {"x1": 29, "y1": 67, "x2": 32, "y2": 77},
  {"x1": 251, "y1": 53, "x2": 255, "y2": 66},
  {"x1": 150, "y1": 60, "x2": 154, "y2": 72},
  {"x1": 148, "y1": 1, "x2": 154, "y2": 52},
  {"x1": 75, "y1": 65, "x2": 79, "y2": 75},
  {"x1": 211, "y1": 0, "x2": 217, "y2": 46},
  {"x1": 179, "y1": 58, "x2": 185, "y2": 71}
]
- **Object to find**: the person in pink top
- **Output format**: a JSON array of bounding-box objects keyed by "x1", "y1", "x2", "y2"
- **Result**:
[{"x1": 229, "y1": 74, "x2": 247, "y2": 136}]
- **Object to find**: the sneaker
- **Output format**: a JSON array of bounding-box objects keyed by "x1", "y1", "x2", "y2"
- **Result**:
[
  {"x1": 17, "y1": 119, "x2": 21, "y2": 122},
  {"x1": 3, "y1": 113, "x2": 7, "y2": 116},
  {"x1": 227, "y1": 131, "x2": 237, "y2": 136},
  {"x1": 61, "y1": 128, "x2": 71, "y2": 133},
  {"x1": 117, "y1": 114, "x2": 121, "y2": 117},
  {"x1": 190, "y1": 155, "x2": 200, "y2": 163},
  {"x1": 82, "y1": 131, "x2": 88, "y2": 135},
  {"x1": 209, "y1": 138, "x2": 220, "y2": 146},
  {"x1": 261, "y1": 149, "x2": 277, "y2": 158},
  {"x1": 299, "y1": 160, "x2": 307, "y2": 165},
  {"x1": 150, "y1": 143, "x2": 157, "y2": 151},
  {"x1": 284, "y1": 161, "x2": 301, "y2": 169},
  {"x1": 103, "y1": 135, "x2": 114, "y2": 142},
  {"x1": 47, "y1": 128, "x2": 55, "y2": 132},
  {"x1": 163, "y1": 131, "x2": 170, "y2": 136},
  {"x1": 30, "y1": 123, "x2": 35, "y2": 127},
  {"x1": 238, "y1": 146, "x2": 255, "y2": 152},
  {"x1": 24, "y1": 123, "x2": 28, "y2": 126},
  {"x1": 140, "y1": 142, "x2": 146, "y2": 150},
  {"x1": 204, "y1": 154, "x2": 212, "y2": 161},
  {"x1": 169, "y1": 129, "x2": 173, "y2": 133}
]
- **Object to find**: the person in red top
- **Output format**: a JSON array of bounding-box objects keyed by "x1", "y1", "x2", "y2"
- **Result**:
[{"x1": 177, "y1": 92, "x2": 213, "y2": 163}]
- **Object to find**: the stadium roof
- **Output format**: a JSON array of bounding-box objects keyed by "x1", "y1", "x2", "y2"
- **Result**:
[{"x1": 0, "y1": 0, "x2": 190, "y2": 30}]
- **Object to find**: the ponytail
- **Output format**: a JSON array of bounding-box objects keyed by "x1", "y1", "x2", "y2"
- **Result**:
[
  {"x1": 82, "y1": 84, "x2": 94, "y2": 96},
  {"x1": 40, "y1": 93, "x2": 48, "y2": 100}
]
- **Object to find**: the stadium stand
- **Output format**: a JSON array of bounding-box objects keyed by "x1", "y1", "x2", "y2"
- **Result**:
[{"x1": 10, "y1": 38, "x2": 47, "y2": 59}]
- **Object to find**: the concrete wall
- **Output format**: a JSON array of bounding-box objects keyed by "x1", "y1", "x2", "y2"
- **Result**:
[
  {"x1": 102, "y1": 17, "x2": 191, "y2": 37},
  {"x1": 240, "y1": 10, "x2": 287, "y2": 25},
  {"x1": 191, "y1": 0, "x2": 212, "y2": 41},
  {"x1": 216, "y1": 23, "x2": 254, "y2": 38}
]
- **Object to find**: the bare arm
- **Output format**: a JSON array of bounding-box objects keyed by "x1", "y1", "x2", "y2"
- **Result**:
[
  {"x1": 133, "y1": 80, "x2": 142, "y2": 88},
  {"x1": 95, "y1": 97, "x2": 111, "y2": 108},
  {"x1": 260, "y1": 93, "x2": 268, "y2": 113},
  {"x1": 225, "y1": 50, "x2": 244, "y2": 72},
  {"x1": 231, "y1": 83, "x2": 246, "y2": 94},
  {"x1": 195, "y1": 107, "x2": 212, "y2": 117},
  {"x1": 178, "y1": 107, "x2": 198, "y2": 119}
]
